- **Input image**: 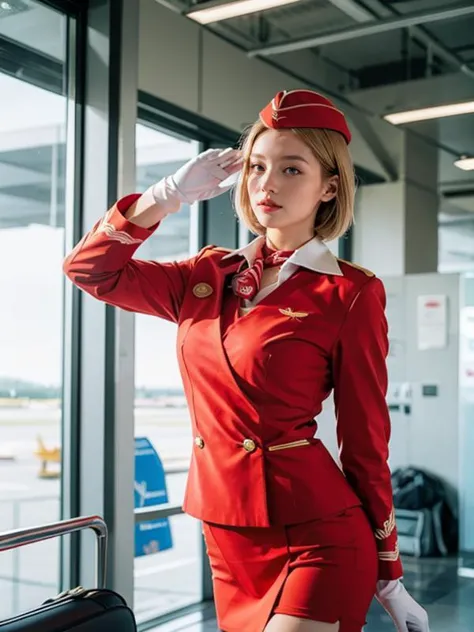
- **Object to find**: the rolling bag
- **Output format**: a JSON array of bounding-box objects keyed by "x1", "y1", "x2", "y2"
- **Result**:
[{"x1": 0, "y1": 515, "x2": 137, "y2": 631}]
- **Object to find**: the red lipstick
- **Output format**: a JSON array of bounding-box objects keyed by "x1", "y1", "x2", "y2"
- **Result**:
[{"x1": 258, "y1": 198, "x2": 282, "y2": 213}]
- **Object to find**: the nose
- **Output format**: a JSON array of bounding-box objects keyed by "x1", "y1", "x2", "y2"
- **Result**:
[{"x1": 260, "y1": 168, "x2": 278, "y2": 194}]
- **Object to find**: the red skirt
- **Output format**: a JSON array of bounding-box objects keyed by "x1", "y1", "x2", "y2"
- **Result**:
[{"x1": 203, "y1": 506, "x2": 378, "y2": 632}]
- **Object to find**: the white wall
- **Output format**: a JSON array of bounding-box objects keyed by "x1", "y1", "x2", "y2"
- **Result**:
[
  {"x1": 138, "y1": 0, "x2": 393, "y2": 179},
  {"x1": 383, "y1": 273, "x2": 461, "y2": 512},
  {"x1": 354, "y1": 181, "x2": 406, "y2": 276},
  {"x1": 139, "y1": 1, "x2": 201, "y2": 114},
  {"x1": 138, "y1": 0, "x2": 303, "y2": 130}
]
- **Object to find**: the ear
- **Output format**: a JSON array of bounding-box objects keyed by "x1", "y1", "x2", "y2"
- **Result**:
[{"x1": 321, "y1": 175, "x2": 339, "y2": 202}]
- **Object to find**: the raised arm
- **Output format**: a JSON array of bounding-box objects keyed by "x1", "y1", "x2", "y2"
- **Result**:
[
  {"x1": 63, "y1": 195, "x2": 203, "y2": 322},
  {"x1": 63, "y1": 148, "x2": 242, "y2": 322}
]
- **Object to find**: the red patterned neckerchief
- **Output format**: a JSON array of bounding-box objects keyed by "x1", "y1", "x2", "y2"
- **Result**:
[{"x1": 231, "y1": 242, "x2": 294, "y2": 301}]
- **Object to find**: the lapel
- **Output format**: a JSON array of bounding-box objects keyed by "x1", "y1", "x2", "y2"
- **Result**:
[{"x1": 185, "y1": 250, "x2": 320, "y2": 342}]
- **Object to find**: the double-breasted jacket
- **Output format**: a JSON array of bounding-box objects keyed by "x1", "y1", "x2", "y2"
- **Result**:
[{"x1": 63, "y1": 194, "x2": 402, "y2": 580}]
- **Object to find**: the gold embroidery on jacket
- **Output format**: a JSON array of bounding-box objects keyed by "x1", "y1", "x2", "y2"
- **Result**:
[
  {"x1": 378, "y1": 542, "x2": 400, "y2": 562},
  {"x1": 375, "y1": 507, "x2": 396, "y2": 540},
  {"x1": 98, "y1": 222, "x2": 143, "y2": 245},
  {"x1": 279, "y1": 307, "x2": 310, "y2": 322},
  {"x1": 268, "y1": 439, "x2": 310, "y2": 452}
]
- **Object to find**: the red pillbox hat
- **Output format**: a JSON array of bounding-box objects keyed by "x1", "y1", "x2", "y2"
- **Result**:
[{"x1": 259, "y1": 89, "x2": 351, "y2": 144}]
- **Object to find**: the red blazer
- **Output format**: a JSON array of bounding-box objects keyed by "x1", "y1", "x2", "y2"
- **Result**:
[{"x1": 63, "y1": 196, "x2": 402, "y2": 580}]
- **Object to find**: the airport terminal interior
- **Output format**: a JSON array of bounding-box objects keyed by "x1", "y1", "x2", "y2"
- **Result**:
[{"x1": 0, "y1": 0, "x2": 474, "y2": 630}]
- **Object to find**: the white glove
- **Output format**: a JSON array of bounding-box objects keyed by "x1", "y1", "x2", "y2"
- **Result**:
[
  {"x1": 376, "y1": 580, "x2": 430, "y2": 632},
  {"x1": 150, "y1": 147, "x2": 243, "y2": 214}
]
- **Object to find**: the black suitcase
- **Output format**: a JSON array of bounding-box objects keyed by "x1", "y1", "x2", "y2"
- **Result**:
[{"x1": 0, "y1": 515, "x2": 137, "y2": 631}]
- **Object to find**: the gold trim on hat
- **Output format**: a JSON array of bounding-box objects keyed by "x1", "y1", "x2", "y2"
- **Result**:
[
  {"x1": 273, "y1": 102, "x2": 345, "y2": 117},
  {"x1": 268, "y1": 89, "x2": 347, "y2": 131},
  {"x1": 271, "y1": 95, "x2": 282, "y2": 111},
  {"x1": 279, "y1": 89, "x2": 323, "y2": 106}
]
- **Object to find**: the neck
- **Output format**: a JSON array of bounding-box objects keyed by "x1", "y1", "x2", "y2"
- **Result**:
[{"x1": 265, "y1": 228, "x2": 315, "y2": 252}]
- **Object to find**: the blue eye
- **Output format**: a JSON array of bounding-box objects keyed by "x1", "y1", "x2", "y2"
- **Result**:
[
  {"x1": 250, "y1": 163, "x2": 264, "y2": 172},
  {"x1": 285, "y1": 167, "x2": 301, "y2": 175}
]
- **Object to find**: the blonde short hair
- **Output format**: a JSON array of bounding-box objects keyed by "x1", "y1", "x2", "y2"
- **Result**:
[{"x1": 234, "y1": 120, "x2": 355, "y2": 242}]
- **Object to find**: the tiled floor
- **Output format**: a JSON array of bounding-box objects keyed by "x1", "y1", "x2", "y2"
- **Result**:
[{"x1": 151, "y1": 555, "x2": 474, "y2": 632}]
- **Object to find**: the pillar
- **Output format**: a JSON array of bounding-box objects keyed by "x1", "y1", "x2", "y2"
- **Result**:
[{"x1": 353, "y1": 128, "x2": 439, "y2": 276}]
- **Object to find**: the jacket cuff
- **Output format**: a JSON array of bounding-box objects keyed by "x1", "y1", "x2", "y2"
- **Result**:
[
  {"x1": 104, "y1": 195, "x2": 160, "y2": 241},
  {"x1": 377, "y1": 542, "x2": 403, "y2": 580},
  {"x1": 116, "y1": 193, "x2": 142, "y2": 213}
]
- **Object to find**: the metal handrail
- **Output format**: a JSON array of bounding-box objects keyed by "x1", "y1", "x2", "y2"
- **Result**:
[
  {"x1": 135, "y1": 502, "x2": 184, "y2": 523},
  {"x1": 0, "y1": 515, "x2": 107, "y2": 588}
]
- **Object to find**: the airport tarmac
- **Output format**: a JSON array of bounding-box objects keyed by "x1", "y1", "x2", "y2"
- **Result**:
[{"x1": 0, "y1": 404, "x2": 201, "y2": 623}]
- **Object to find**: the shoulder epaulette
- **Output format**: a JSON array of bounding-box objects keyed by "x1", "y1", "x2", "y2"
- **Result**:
[{"x1": 337, "y1": 259, "x2": 375, "y2": 277}]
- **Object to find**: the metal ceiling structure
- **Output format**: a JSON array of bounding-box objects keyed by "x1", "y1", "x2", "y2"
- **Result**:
[
  {"x1": 164, "y1": 0, "x2": 474, "y2": 257},
  {"x1": 0, "y1": 0, "x2": 473, "y2": 265},
  {"x1": 247, "y1": 2, "x2": 474, "y2": 57}
]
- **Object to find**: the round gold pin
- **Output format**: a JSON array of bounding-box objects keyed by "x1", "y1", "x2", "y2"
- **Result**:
[{"x1": 192, "y1": 282, "x2": 213, "y2": 298}]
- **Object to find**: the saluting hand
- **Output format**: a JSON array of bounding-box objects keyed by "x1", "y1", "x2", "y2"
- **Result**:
[
  {"x1": 128, "y1": 148, "x2": 243, "y2": 225},
  {"x1": 152, "y1": 147, "x2": 243, "y2": 212}
]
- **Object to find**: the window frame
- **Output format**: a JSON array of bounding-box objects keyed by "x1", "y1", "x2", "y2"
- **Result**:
[{"x1": 0, "y1": 0, "x2": 85, "y2": 605}]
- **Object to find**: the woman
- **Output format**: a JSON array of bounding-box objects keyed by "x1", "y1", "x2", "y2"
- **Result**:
[{"x1": 63, "y1": 89, "x2": 430, "y2": 632}]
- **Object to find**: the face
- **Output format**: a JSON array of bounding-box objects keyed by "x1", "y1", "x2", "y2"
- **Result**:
[{"x1": 246, "y1": 129, "x2": 337, "y2": 235}]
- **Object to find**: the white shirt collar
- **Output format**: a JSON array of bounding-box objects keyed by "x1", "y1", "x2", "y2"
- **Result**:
[{"x1": 221, "y1": 235, "x2": 343, "y2": 276}]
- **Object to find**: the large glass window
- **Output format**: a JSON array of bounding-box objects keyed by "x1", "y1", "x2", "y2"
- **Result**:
[
  {"x1": 133, "y1": 123, "x2": 203, "y2": 623},
  {"x1": 0, "y1": 1, "x2": 70, "y2": 619}
]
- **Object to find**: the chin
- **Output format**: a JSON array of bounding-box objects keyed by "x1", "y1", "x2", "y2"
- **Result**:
[{"x1": 254, "y1": 211, "x2": 284, "y2": 228}]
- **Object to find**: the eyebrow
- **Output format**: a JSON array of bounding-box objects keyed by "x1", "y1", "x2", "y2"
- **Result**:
[{"x1": 250, "y1": 153, "x2": 310, "y2": 164}]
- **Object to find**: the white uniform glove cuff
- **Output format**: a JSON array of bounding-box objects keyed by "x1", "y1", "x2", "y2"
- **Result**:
[{"x1": 376, "y1": 579, "x2": 403, "y2": 600}]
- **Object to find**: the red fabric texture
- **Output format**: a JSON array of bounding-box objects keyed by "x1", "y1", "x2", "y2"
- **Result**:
[
  {"x1": 204, "y1": 506, "x2": 377, "y2": 632},
  {"x1": 260, "y1": 89, "x2": 352, "y2": 144}
]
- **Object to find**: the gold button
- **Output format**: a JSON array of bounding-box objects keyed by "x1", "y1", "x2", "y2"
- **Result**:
[
  {"x1": 195, "y1": 436, "x2": 205, "y2": 449},
  {"x1": 243, "y1": 439, "x2": 256, "y2": 453},
  {"x1": 193, "y1": 283, "x2": 213, "y2": 298}
]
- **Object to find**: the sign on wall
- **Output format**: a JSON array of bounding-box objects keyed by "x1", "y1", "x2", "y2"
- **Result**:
[
  {"x1": 134, "y1": 436, "x2": 173, "y2": 556},
  {"x1": 417, "y1": 295, "x2": 448, "y2": 351}
]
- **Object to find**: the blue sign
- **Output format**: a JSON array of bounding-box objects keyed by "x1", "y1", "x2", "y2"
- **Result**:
[{"x1": 134, "y1": 437, "x2": 173, "y2": 557}]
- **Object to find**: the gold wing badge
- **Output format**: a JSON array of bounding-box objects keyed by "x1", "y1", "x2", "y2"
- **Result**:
[{"x1": 279, "y1": 307, "x2": 310, "y2": 322}]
